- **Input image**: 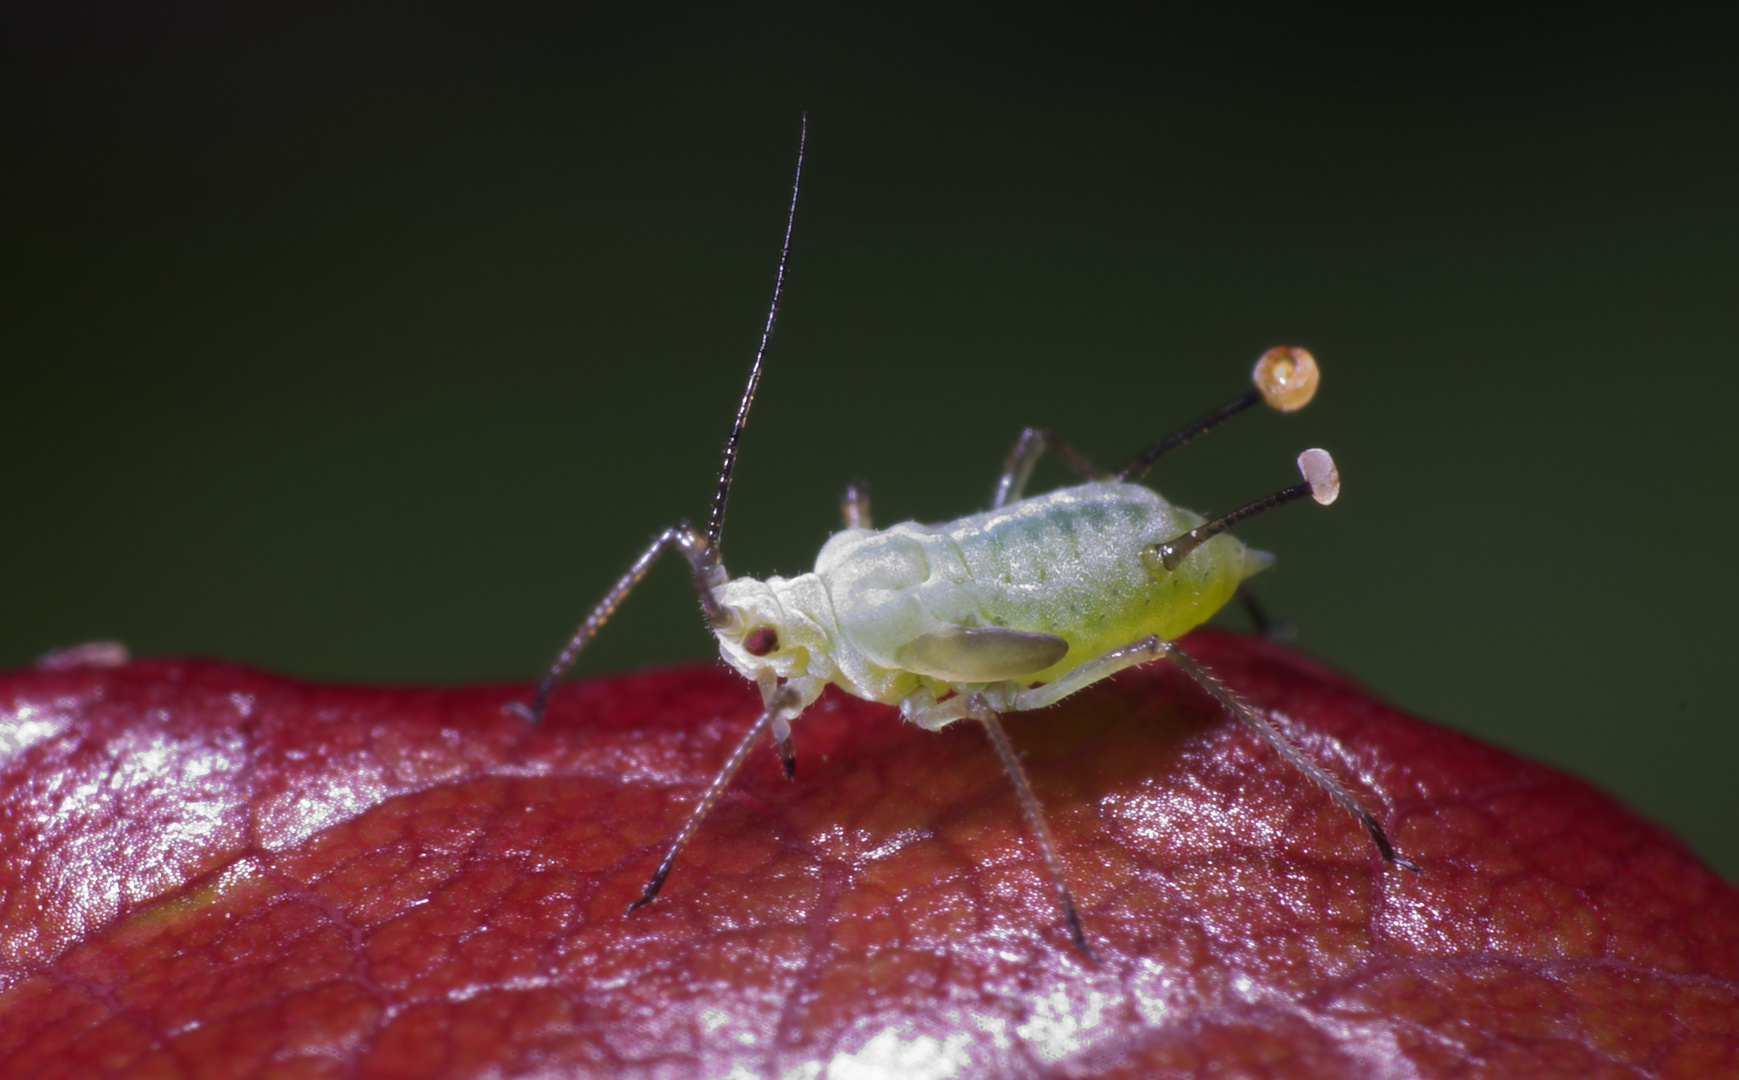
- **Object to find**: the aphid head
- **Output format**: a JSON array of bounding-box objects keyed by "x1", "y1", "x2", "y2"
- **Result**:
[{"x1": 710, "y1": 576, "x2": 831, "y2": 683}]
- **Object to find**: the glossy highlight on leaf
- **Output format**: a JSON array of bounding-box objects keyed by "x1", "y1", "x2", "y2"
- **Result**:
[{"x1": 0, "y1": 632, "x2": 1734, "y2": 1078}]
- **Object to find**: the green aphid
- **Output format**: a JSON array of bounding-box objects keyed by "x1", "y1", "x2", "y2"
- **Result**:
[{"x1": 518, "y1": 120, "x2": 1416, "y2": 959}]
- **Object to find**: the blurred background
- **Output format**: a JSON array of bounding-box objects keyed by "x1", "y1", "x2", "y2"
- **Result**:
[{"x1": 4, "y1": 6, "x2": 1735, "y2": 878}]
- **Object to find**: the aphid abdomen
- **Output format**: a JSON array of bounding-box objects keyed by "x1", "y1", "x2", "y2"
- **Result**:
[
  {"x1": 945, "y1": 483, "x2": 1261, "y2": 683},
  {"x1": 814, "y1": 482, "x2": 1269, "y2": 696}
]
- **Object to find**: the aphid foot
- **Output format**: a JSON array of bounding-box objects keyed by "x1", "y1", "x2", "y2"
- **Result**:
[
  {"x1": 1064, "y1": 906, "x2": 1099, "y2": 964},
  {"x1": 625, "y1": 881, "x2": 663, "y2": 916},
  {"x1": 776, "y1": 733, "x2": 797, "y2": 780},
  {"x1": 502, "y1": 701, "x2": 536, "y2": 723},
  {"x1": 1358, "y1": 808, "x2": 1422, "y2": 873}
]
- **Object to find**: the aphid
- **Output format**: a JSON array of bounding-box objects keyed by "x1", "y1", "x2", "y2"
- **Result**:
[{"x1": 519, "y1": 120, "x2": 1417, "y2": 957}]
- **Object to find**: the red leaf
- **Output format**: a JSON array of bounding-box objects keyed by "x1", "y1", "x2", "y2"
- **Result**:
[{"x1": 1, "y1": 632, "x2": 1734, "y2": 1078}]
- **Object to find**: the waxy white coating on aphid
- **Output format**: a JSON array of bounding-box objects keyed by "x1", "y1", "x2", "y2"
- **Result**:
[{"x1": 714, "y1": 483, "x2": 1275, "y2": 731}]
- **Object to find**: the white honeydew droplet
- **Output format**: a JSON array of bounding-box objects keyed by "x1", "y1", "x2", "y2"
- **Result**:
[{"x1": 1297, "y1": 448, "x2": 1340, "y2": 505}]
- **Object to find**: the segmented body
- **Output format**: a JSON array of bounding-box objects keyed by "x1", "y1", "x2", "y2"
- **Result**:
[{"x1": 714, "y1": 482, "x2": 1271, "y2": 722}]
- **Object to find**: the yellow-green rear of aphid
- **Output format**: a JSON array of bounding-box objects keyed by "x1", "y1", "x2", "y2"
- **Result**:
[{"x1": 807, "y1": 482, "x2": 1270, "y2": 694}]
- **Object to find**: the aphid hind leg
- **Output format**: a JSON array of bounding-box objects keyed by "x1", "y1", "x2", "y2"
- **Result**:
[
  {"x1": 1004, "y1": 635, "x2": 1171, "y2": 712},
  {"x1": 1234, "y1": 585, "x2": 1296, "y2": 642},
  {"x1": 627, "y1": 681, "x2": 809, "y2": 914},
  {"x1": 1159, "y1": 644, "x2": 1420, "y2": 873},
  {"x1": 517, "y1": 521, "x2": 727, "y2": 725},
  {"x1": 841, "y1": 480, "x2": 872, "y2": 530},
  {"x1": 992, "y1": 428, "x2": 1103, "y2": 509},
  {"x1": 1006, "y1": 635, "x2": 1416, "y2": 871}
]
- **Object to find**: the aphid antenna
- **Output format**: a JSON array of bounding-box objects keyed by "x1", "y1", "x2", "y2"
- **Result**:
[
  {"x1": 1117, "y1": 345, "x2": 1320, "y2": 482},
  {"x1": 517, "y1": 117, "x2": 807, "y2": 725},
  {"x1": 706, "y1": 114, "x2": 808, "y2": 551},
  {"x1": 1154, "y1": 448, "x2": 1339, "y2": 572}
]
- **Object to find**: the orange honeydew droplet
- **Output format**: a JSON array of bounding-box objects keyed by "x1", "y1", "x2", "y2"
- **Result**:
[{"x1": 1254, "y1": 346, "x2": 1320, "y2": 412}]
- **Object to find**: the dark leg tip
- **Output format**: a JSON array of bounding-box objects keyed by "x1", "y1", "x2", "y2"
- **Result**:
[
  {"x1": 625, "y1": 892, "x2": 656, "y2": 916},
  {"x1": 503, "y1": 701, "x2": 538, "y2": 724},
  {"x1": 1064, "y1": 911, "x2": 1099, "y2": 965},
  {"x1": 1360, "y1": 811, "x2": 1419, "y2": 873}
]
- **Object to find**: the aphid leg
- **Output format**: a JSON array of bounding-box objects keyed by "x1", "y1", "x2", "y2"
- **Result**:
[
  {"x1": 759, "y1": 669, "x2": 798, "y2": 780},
  {"x1": 841, "y1": 480, "x2": 872, "y2": 530},
  {"x1": 770, "y1": 715, "x2": 797, "y2": 780},
  {"x1": 1160, "y1": 644, "x2": 1421, "y2": 873},
  {"x1": 517, "y1": 521, "x2": 728, "y2": 725},
  {"x1": 1234, "y1": 585, "x2": 1296, "y2": 642},
  {"x1": 962, "y1": 695, "x2": 1096, "y2": 960},
  {"x1": 627, "y1": 682, "x2": 807, "y2": 914},
  {"x1": 1006, "y1": 636, "x2": 1171, "y2": 712},
  {"x1": 992, "y1": 428, "x2": 1102, "y2": 509},
  {"x1": 1009, "y1": 636, "x2": 1417, "y2": 869}
]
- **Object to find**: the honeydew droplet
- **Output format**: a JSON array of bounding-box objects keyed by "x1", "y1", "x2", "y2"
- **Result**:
[
  {"x1": 1297, "y1": 448, "x2": 1340, "y2": 505},
  {"x1": 1253, "y1": 346, "x2": 1319, "y2": 412}
]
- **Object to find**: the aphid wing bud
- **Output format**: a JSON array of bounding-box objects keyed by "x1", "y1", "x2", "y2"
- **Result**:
[
  {"x1": 1297, "y1": 448, "x2": 1340, "y2": 505},
  {"x1": 897, "y1": 625, "x2": 1070, "y2": 683}
]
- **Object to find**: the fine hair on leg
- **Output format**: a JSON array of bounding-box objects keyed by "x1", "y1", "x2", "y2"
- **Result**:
[
  {"x1": 992, "y1": 428, "x2": 1102, "y2": 509},
  {"x1": 968, "y1": 696, "x2": 1097, "y2": 961},
  {"x1": 627, "y1": 682, "x2": 805, "y2": 913},
  {"x1": 520, "y1": 522, "x2": 723, "y2": 724},
  {"x1": 1160, "y1": 642, "x2": 1419, "y2": 871}
]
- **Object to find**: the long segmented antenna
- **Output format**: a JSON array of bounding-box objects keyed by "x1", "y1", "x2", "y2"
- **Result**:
[
  {"x1": 516, "y1": 118, "x2": 806, "y2": 726},
  {"x1": 706, "y1": 115, "x2": 808, "y2": 549},
  {"x1": 1118, "y1": 346, "x2": 1319, "y2": 481}
]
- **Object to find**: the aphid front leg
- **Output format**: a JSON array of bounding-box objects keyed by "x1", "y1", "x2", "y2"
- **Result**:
[
  {"x1": 626, "y1": 679, "x2": 812, "y2": 914},
  {"x1": 904, "y1": 688, "x2": 1094, "y2": 959},
  {"x1": 518, "y1": 521, "x2": 727, "y2": 724},
  {"x1": 992, "y1": 428, "x2": 1102, "y2": 509},
  {"x1": 759, "y1": 668, "x2": 798, "y2": 780}
]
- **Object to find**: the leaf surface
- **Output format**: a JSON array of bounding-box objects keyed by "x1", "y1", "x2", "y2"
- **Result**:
[{"x1": 1, "y1": 632, "x2": 1734, "y2": 1079}]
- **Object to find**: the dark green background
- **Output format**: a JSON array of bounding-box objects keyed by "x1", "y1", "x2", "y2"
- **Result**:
[{"x1": 6, "y1": 8, "x2": 1735, "y2": 879}]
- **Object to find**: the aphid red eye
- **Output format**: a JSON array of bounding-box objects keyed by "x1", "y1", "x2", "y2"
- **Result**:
[{"x1": 743, "y1": 626, "x2": 779, "y2": 656}]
